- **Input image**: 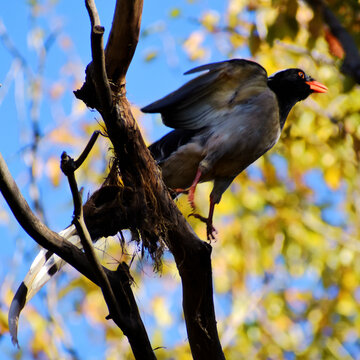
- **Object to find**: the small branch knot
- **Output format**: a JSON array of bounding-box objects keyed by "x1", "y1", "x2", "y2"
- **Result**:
[
  {"x1": 94, "y1": 25, "x2": 105, "y2": 34},
  {"x1": 60, "y1": 152, "x2": 76, "y2": 176}
]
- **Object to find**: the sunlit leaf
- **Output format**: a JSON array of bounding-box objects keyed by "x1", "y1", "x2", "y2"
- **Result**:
[
  {"x1": 200, "y1": 10, "x2": 220, "y2": 32},
  {"x1": 46, "y1": 156, "x2": 61, "y2": 186},
  {"x1": 144, "y1": 50, "x2": 158, "y2": 62},
  {"x1": 169, "y1": 7, "x2": 181, "y2": 18}
]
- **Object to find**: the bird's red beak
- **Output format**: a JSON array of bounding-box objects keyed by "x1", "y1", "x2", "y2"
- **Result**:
[{"x1": 306, "y1": 80, "x2": 328, "y2": 93}]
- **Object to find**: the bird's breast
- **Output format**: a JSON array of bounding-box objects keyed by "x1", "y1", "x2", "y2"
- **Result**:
[
  {"x1": 202, "y1": 91, "x2": 281, "y2": 177},
  {"x1": 158, "y1": 89, "x2": 281, "y2": 189}
]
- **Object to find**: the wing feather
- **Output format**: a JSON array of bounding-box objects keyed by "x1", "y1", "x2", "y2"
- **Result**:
[{"x1": 141, "y1": 59, "x2": 268, "y2": 130}]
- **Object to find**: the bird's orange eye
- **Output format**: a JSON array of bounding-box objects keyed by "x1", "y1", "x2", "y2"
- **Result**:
[{"x1": 298, "y1": 71, "x2": 305, "y2": 79}]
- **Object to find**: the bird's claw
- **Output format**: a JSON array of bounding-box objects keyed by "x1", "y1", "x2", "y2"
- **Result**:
[
  {"x1": 187, "y1": 182, "x2": 199, "y2": 210},
  {"x1": 188, "y1": 213, "x2": 217, "y2": 241},
  {"x1": 187, "y1": 191, "x2": 196, "y2": 210}
]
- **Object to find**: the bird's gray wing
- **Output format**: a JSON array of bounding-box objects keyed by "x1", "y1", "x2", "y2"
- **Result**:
[{"x1": 141, "y1": 59, "x2": 268, "y2": 130}]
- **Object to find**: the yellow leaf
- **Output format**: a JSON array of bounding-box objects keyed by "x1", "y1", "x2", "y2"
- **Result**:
[
  {"x1": 339, "y1": 248, "x2": 354, "y2": 266},
  {"x1": 183, "y1": 31, "x2": 208, "y2": 61},
  {"x1": 82, "y1": 290, "x2": 107, "y2": 324},
  {"x1": 46, "y1": 156, "x2": 61, "y2": 187},
  {"x1": 227, "y1": 0, "x2": 246, "y2": 28},
  {"x1": 72, "y1": 98, "x2": 87, "y2": 115},
  {"x1": 241, "y1": 189, "x2": 265, "y2": 211},
  {"x1": 324, "y1": 166, "x2": 341, "y2": 190},
  {"x1": 336, "y1": 293, "x2": 356, "y2": 316},
  {"x1": 48, "y1": 126, "x2": 80, "y2": 145},
  {"x1": 200, "y1": 10, "x2": 220, "y2": 32},
  {"x1": 152, "y1": 296, "x2": 173, "y2": 327},
  {"x1": 229, "y1": 33, "x2": 245, "y2": 48},
  {"x1": 0, "y1": 309, "x2": 9, "y2": 333},
  {"x1": 341, "y1": 271, "x2": 357, "y2": 291},
  {"x1": 169, "y1": 7, "x2": 181, "y2": 18},
  {"x1": 144, "y1": 50, "x2": 158, "y2": 62}
]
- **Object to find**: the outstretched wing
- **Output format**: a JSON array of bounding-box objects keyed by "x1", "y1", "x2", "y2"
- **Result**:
[{"x1": 141, "y1": 59, "x2": 268, "y2": 130}]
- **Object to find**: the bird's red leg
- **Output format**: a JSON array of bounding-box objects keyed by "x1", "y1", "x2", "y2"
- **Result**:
[
  {"x1": 188, "y1": 168, "x2": 202, "y2": 210},
  {"x1": 173, "y1": 168, "x2": 202, "y2": 207},
  {"x1": 189, "y1": 195, "x2": 217, "y2": 241}
]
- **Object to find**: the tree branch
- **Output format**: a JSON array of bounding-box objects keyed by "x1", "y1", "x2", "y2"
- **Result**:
[
  {"x1": 0, "y1": 152, "x2": 97, "y2": 283},
  {"x1": 85, "y1": 0, "x2": 113, "y2": 112},
  {"x1": 61, "y1": 148, "x2": 156, "y2": 359},
  {"x1": 76, "y1": 0, "x2": 226, "y2": 357},
  {"x1": 104, "y1": 0, "x2": 143, "y2": 87},
  {"x1": 61, "y1": 153, "x2": 120, "y2": 306},
  {"x1": 1, "y1": 150, "x2": 156, "y2": 358}
]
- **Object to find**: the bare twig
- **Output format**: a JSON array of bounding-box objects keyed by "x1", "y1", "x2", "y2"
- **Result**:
[
  {"x1": 85, "y1": 0, "x2": 112, "y2": 112},
  {"x1": 74, "y1": 130, "x2": 103, "y2": 169},
  {"x1": 60, "y1": 142, "x2": 123, "y2": 328},
  {"x1": 85, "y1": 0, "x2": 100, "y2": 28}
]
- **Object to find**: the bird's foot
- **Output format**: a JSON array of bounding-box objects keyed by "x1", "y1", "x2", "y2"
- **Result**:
[{"x1": 189, "y1": 213, "x2": 217, "y2": 241}]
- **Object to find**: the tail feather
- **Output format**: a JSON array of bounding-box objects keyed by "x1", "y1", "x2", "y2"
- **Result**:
[
  {"x1": 9, "y1": 224, "x2": 110, "y2": 346},
  {"x1": 9, "y1": 224, "x2": 79, "y2": 346},
  {"x1": 24, "y1": 226, "x2": 79, "y2": 302}
]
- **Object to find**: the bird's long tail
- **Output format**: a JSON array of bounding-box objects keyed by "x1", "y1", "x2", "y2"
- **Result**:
[{"x1": 8, "y1": 224, "x2": 95, "y2": 347}]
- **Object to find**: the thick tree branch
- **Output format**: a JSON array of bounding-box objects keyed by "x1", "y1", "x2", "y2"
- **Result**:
[
  {"x1": 76, "y1": 0, "x2": 226, "y2": 357},
  {"x1": 104, "y1": 0, "x2": 143, "y2": 87}
]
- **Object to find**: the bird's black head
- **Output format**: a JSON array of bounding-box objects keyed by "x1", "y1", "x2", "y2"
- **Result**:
[{"x1": 267, "y1": 68, "x2": 327, "y2": 128}]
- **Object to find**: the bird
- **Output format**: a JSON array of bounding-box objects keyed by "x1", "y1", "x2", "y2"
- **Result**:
[
  {"x1": 8, "y1": 59, "x2": 327, "y2": 346},
  {"x1": 142, "y1": 59, "x2": 327, "y2": 239}
]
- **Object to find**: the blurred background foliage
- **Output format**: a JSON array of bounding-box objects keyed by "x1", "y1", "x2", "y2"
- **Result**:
[{"x1": 1, "y1": 0, "x2": 360, "y2": 359}]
